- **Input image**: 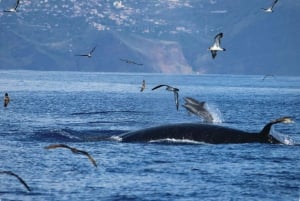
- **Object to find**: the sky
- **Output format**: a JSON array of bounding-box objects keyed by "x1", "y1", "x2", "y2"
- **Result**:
[{"x1": 0, "y1": 0, "x2": 299, "y2": 75}]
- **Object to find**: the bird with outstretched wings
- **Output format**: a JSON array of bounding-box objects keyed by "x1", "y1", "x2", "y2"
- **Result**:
[{"x1": 45, "y1": 144, "x2": 97, "y2": 167}]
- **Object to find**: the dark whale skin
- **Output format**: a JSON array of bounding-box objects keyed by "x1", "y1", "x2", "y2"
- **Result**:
[{"x1": 120, "y1": 123, "x2": 279, "y2": 144}]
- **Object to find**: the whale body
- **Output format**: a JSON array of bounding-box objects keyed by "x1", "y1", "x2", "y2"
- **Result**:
[{"x1": 120, "y1": 117, "x2": 292, "y2": 144}]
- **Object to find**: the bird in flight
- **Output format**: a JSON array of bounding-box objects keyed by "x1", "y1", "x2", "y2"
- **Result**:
[
  {"x1": 45, "y1": 144, "x2": 98, "y2": 167},
  {"x1": 262, "y1": 0, "x2": 279, "y2": 13},
  {"x1": 0, "y1": 171, "x2": 31, "y2": 192},
  {"x1": 75, "y1": 46, "x2": 96, "y2": 58},
  {"x1": 120, "y1": 58, "x2": 143, "y2": 66},
  {"x1": 262, "y1": 74, "x2": 275, "y2": 81},
  {"x1": 3, "y1": 0, "x2": 20, "y2": 12},
  {"x1": 140, "y1": 80, "x2": 146, "y2": 92},
  {"x1": 152, "y1": 84, "x2": 179, "y2": 111},
  {"x1": 208, "y1": 32, "x2": 226, "y2": 59}
]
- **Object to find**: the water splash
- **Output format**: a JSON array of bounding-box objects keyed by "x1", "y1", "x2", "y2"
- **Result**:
[
  {"x1": 110, "y1": 135, "x2": 123, "y2": 142},
  {"x1": 205, "y1": 102, "x2": 223, "y2": 123},
  {"x1": 270, "y1": 129, "x2": 296, "y2": 146}
]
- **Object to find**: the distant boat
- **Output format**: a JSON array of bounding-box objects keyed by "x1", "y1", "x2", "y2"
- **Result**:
[{"x1": 208, "y1": 32, "x2": 226, "y2": 59}]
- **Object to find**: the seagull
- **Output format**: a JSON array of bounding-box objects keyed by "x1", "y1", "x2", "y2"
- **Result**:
[
  {"x1": 208, "y1": 32, "x2": 226, "y2": 59},
  {"x1": 140, "y1": 80, "x2": 146, "y2": 92},
  {"x1": 3, "y1": 0, "x2": 20, "y2": 12},
  {"x1": 262, "y1": 0, "x2": 278, "y2": 13},
  {"x1": 75, "y1": 46, "x2": 96, "y2": 58},
  {"x1": 45, "y1": 144, "x2": 97, "y2": 167},
  {"x1": 120, "y1": 58, "x2": 143, "y2": 66},
  {"x1": 152, "y1": 84, "x2": 179, "y2": 111},
  {"x1": 0, "y1": 171, "x2": 31, "y2": 192}
]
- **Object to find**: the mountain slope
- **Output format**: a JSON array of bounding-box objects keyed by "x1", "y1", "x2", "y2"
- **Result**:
[{"x1": 0, "y1": 0, "x2": 299, "y2": 75}]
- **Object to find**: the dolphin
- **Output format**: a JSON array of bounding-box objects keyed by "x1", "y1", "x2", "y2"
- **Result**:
[
  {"x1": 119, "y1": 117, "x2": 293, "y2": 144},
  {"x1": 182, "y1": 97, "x2": 214, "y2": 123}
]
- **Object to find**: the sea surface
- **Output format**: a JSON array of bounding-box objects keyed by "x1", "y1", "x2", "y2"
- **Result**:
[{"x1": 0, "y1": 70, "x2": 299, "y2": 201}]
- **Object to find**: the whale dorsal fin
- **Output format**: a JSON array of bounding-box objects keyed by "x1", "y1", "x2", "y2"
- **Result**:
[{"x1": 260, "y1": 117, "x2": 294, "y2": 136}]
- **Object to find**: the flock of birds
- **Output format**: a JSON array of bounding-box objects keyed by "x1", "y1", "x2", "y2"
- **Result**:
[
  {"x1": 2, "y1": 0, "x2": 279, "y2": 61},
  {"x1": 3, "y1": 0, "x2": 279, "y2": 14},
  {"x1": 72, "y1": 0, "x2": 278, "y2": 60},
  {"x1": 138, "y1": 0, "x2": 280, "y2": 110},
  {"x1": 75, "y1": 45, "x2": 144, "y2": 66},
  {"x1": 207, "y1": 0, "x2": 279, "y2": 58},
  {"x1": 1, "y1": 0, "x2": 282, "y2": 193}
]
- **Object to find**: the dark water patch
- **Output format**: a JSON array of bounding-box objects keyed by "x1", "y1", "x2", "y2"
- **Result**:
[
  {"x1": 81, "y1": 129, "x2": 127, "y2": 142},
  {"x1": 70, "y1": 110, "x2": 149, "y2": 116},
  {"x1": 30, "y1": 129, "x2": 127, "y2": 143},
  {"x1": 0, "y1": 190, "x2": 31, "y2": 195},
  {"x1": 152, "y1": 160, "x2": 173, "y2": 164},
  {"x1": 104, "y1": 194, "x2": 139, "y2": 201},
  {"x1": 87, "y1": 121, "x2": 117, "y2": 124},
  {"x1": 31, "y1": 129, "x2": 83, "y2": 142},
  {"x1": 87, "y1": 120, "x2": 138, "y2": 125}
]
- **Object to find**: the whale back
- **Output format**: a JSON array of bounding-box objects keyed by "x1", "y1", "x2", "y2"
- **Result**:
[{"x1": 120, "y1": 123, "x2": 270, "y2": 144}]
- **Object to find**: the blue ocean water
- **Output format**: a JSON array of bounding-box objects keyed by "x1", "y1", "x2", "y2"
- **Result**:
[{"x1": 0, "y1": 70, "x2": 299, "y2": 201}]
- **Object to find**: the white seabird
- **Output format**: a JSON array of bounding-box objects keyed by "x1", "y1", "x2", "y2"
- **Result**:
[
  {"x1": 3, "y1": 0, "x2": 20, "y2": 13},
  {"x1": 75, "y1": 46, "x2": 96, "y2": 58},
  {"x1": 262, "y1": 0, "x2": 278, "y2": 13},
  {"x1": 208, "y1": 32, "x2": 226, "y2": 59}
]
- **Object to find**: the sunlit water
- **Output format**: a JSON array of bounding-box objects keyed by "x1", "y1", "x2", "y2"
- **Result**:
[{"x1": 0, "y1": 70, "x2": 299, "y2": 201}]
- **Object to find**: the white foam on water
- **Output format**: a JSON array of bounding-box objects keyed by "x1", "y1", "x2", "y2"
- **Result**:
[
  {"x1": 270, "y1": 129, "x2": 296, "y2": 146},
  {"x1": 205, "y1": 102, "x2": 223, "y2": 123}
]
